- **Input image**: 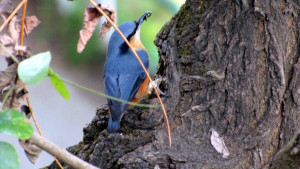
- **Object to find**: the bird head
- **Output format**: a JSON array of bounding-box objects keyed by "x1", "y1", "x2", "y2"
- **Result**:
[{"x1": 108, "y1": 11, "x2": 152, "y2": 53}]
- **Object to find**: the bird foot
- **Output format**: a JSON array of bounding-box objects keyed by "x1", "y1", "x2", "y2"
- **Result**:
[{"x1": 148, "y1": 76, "x2": 169, "y2": 97}]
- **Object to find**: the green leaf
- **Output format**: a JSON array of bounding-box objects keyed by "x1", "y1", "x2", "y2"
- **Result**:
[
  {"x1": 48, "y1": 68, "x2": 70, "y2": 100},
  {"x1": 17, "y1": 51, "x2": 51, "y2": 85},
  {"x1": 0, "y1": 142, "x2": 19, "y2": 169},
  {"x1": 0, "y1": 109, "x2": 34, "y2": 140}
]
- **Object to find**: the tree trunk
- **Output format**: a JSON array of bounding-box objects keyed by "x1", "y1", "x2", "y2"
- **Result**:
[{"x1": 48, "y1": 0, "x2": 300, "y2": 168}]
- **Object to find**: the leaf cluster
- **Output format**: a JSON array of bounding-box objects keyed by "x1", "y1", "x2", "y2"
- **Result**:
[{"x1": 0, "y1": 1, "x2": 69, "y2": 167}]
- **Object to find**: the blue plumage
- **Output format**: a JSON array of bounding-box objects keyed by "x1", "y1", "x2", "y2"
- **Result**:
[{"x1": 104, "y1": 15, "x2": 150, "y2": 133}]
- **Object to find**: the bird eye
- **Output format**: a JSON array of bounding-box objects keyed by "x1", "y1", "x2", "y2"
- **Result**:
[
  {"x1": 145, "y1": 11, "x2": 152, "y2": 21},
  {"x1": 146, "y1": 12, "x2": 152, "y2": 18}
]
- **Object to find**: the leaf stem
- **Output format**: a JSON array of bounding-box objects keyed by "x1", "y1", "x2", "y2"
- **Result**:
[{"x1": 52, "y1": 75, "x2": 160, "y2": 109}]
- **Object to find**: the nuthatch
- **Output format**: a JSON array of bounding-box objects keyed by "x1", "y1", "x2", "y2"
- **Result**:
[{"x1": 104, "y1": 12, "x2": 152, "y2": 132}]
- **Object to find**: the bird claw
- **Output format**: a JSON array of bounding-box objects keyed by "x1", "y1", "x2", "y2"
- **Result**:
[
  {"x1": 158, "y1": 90, "x2": 170, "y2": 98},
  {"x1": 148, "y1": 77, "x2": 169, "y2": 97}
]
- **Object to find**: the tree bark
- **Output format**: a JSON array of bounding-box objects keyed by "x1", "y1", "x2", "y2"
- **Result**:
[{"x1": 48, "y1": 0, "x2": 300, "y2": 168}]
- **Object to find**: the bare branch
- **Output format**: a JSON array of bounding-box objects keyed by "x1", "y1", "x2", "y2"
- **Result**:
[{"x1": 29, "y1": 133, "x2": 100, "y2": 169}]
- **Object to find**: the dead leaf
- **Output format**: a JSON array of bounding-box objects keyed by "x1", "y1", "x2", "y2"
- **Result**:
[
  {"x1": 99, "y1": 5, "x2": 116, "y2": 39},
  {"x1": 0, "y1": 86, "x2": 27, "y2": 110},
  {"x1": 21, "y1": 16, "x2": 41, "y2": 35},
  {"x1": 15, "y1": 15, "x2": 41, "y2": 40},
  {"x1": 0, "y1": 34, "x2": 14, "y2": 57},
  {"x1": 7, "y1": 14, "x2": 18, "y2": 44},
  {"x1": 19, "y1": 105, "x2": 41, "y2": 164},
  {"x1": 0, "y1": 12, "x2": 15, "y2": 57},
  {"x1": 12, "y1": 15, "x2": 41, "y2": 38},
  {"x1": 0, "y1": 63, "x2": 17, "y2": 91},
  {"x1": 0, "y1": 63, "x2": 27, "y2": 110},
  {"x1": 77, "y1": 7, "x2": 101, "y2": 53},
  {"x1": 0, "y1": 34, "x2": 13, "y2": 46},
  {"x1": 0, "y1": 13, "x2": 40, "y2": 57},
  {"x1": 19, "y1": 139, "x2": 42, "y2": 164},
  {"x1": 77, "y1": 4, "x2": 116, "y2": 53},
  {"x1": 10, "y1": 80, "x2": 27, "y2": 109}
]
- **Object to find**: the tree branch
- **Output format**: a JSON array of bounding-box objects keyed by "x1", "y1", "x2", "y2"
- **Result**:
[{"x1": 29, "y1": 133, "x2": 99, "y2": 169}]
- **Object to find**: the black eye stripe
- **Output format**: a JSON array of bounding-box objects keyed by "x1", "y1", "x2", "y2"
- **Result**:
[{"x1": 126, "y1": 22, "x2": 139, "y2": 42}]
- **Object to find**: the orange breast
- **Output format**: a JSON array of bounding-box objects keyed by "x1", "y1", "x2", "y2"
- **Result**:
[{"x1": 132, "y1": 70, "x2": 149, "y2": 103}]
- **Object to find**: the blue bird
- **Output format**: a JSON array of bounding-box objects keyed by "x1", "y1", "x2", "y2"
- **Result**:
[{"x1": 104, "y1": 12, "x2": 151, "y2": 132}]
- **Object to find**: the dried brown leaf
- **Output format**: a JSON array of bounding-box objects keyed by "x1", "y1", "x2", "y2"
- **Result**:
[
  {"x1": 0, "y1": 12, "x2": 15, "y2": 57},
  {"x1": 77, "y1": 4, "x2": 116, "y2": 53},
  {"x1": 99, "y1": 5, "x2": 116, "y2": 39},
  {"x1": 15, "y1": 15, "x2": 41, "y2": 39},
  {"x1": 0, "y1": 13, "x2": 18, "y2": 58},
  {"x1": 10, "y1": 80, "x2": 27, "y2": 109},
  {"x1": 0, "y1": 34, "x2": 14, "y2": 57},
  {"x1": 7, "y1": 14, "x2": 18, "y2": 44},
  {"x1": 0, "y1": 13, "x2": 39, "y2": 57},
  {"x1": 0, "y1": 63, "x2": 17, "y2": 91},
  {"x1": 0, "y1": 88, "x2": 27, "y2": 110},
  {"x1": 77, "y1": 7, "x2": 101, "y2": 53},
  {"x1": 0, "y1": 63, "x2": 26, "y2": 109},
  {"x1": 23, "y1": 16, "x2": 41, "y2": 35},
  {"x1": 19, "y1": 140, "x2": 42, "y2": 164},
  {"x1": 19, "y1": 104, "x2": 41, "y2": 164},
  {"x1": 0, "y1": 83, "x2": 27, "y2": 110},
  {"x1": 0, "y1": 34, "x2": 13, "y2": 46},
  {"x1": 14, "y1": 15, "x2": 41, "y2": 37}
]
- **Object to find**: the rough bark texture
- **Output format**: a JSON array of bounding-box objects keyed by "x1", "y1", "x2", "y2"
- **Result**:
[{"x1": 48, "y1": 0, "x2": 300, "y2": 168}]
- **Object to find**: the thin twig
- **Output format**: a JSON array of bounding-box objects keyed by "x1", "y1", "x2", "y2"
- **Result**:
[
  {"x1": 19, "y1": 0, "x2": 44, "y2": 137},
  {"x1": 88, "y1": 0, "x2": 172, "y2": 146},
  {"x1": 19, "y1": 0, "x2": 27, "y2": 55},
  {"x1": 30, "y1": 133, "x2": 100, "y2": 169},
  {"x1": 54, "y1": 158, "x2": 64, "y2": 169},
  {"x1": 19, "y1": 2, "x2": 63, "y2": 168},
  {"x1": 0, "y1": 0, "x2": 27, "y2": 32},
  {"x1": 23, "y1": 90, "x2": 43, "y2": 136}
]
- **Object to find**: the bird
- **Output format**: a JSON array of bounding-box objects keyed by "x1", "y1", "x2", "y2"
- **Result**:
[{"x1": 104, "y1": 11, "x2": 152, "y2": 133}]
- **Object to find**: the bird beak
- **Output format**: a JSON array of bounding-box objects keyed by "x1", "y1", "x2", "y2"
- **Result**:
[{"x1": 136, "y1": 11, "x2": 152, "y2": 26}]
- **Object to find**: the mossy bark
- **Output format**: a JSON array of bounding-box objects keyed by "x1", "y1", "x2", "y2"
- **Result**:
[{"x1": 48, "y1": 0, "x2": 300, "y2": 168}]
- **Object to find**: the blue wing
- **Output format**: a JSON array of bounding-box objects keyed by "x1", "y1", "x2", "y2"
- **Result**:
[{"x1": 104, "y1": 49, "x2": 149, "y2": 132}]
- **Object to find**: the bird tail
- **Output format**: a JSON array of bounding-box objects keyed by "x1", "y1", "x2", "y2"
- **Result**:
[{"x1": 107, "y1": 115, "x2": 120, "y2": 133}]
